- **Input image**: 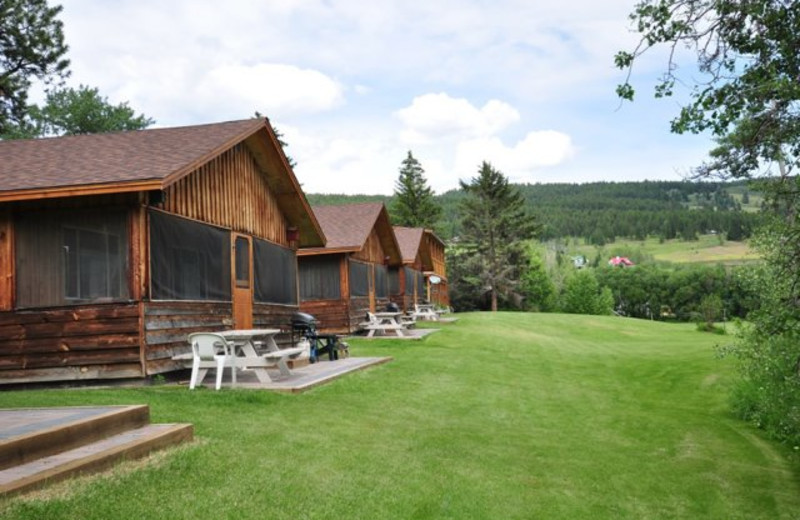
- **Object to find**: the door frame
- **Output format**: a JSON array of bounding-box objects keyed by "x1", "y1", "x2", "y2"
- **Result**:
[{"x1": 231, "y1": 233, "x2": 253, "y2": 329}]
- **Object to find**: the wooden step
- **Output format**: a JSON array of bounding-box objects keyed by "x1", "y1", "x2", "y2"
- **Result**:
[
  {"x1": 0, "y1": 405, "x2": 151, "y2": 470},
  {"x1": 0, "y1": 422, "x2": 193, "y2": 497}
]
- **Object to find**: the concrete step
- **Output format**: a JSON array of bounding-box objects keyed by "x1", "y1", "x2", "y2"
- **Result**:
[{"x1": 0, "y1": 422, "x2": 193, "y2": 497}]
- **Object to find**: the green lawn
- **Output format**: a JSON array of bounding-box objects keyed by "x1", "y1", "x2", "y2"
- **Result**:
[{"x1": 2, "y1": 313, "x2": 798, "y2": 519}]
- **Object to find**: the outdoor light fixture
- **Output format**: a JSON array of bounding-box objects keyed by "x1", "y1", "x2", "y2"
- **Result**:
[{"x1": 286, "y1": 227, "x2": 299, "y2": 242}]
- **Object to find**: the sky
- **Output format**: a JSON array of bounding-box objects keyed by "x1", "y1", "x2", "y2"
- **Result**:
[{"x1": 51, "y1": 0, "x2": 716, "y2": 195}]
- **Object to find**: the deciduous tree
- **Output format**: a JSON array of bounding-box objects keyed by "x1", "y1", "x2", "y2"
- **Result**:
[
  {"x1": 616, "y1": 0, "x2": 800, "y2": 445},
  {"x1": 4, "y1": 84, "x2": 154, "y2": 138}
]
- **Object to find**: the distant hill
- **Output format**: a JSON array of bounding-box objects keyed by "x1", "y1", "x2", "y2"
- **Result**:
[{"x1": 307, "y1": 179, "x2": 762, "y2": 243}]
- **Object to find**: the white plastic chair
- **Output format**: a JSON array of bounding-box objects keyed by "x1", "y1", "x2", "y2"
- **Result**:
[{"x1": 188, "y1": 332, "x2": 236, "y2": 390}]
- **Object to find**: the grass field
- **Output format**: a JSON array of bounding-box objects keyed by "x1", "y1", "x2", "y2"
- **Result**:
[
  {"x1": 1, "y1": 313, "x2": 798, "y2": 519},
  {"x1": 571, "y1": 234, "x2": 761, "y2": 265}
]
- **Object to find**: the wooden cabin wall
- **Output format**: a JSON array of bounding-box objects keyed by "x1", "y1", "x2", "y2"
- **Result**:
[
  {"x1": 426, "y1": 235, "x2": 447, "y2": 278},
  {"x1": 353, "y1": 228, "x2": 385, "y2": 263},
  {"x1": 349, "y1": 296, "x2": 371, "y2": 330},
  {"x1": 0, "y1": 210, "x2": 12, "y2": 311},
  {"x1": 143, "y1": 301, "x2": 232, "y2": 375},
  {"x1": 253, "y1": 303, "x2": 298, "y2": 347},
  {"x1": 0, "y1": 304, "x2": 142, "y2": 384},
  {"x1": 298, "y1": 299, "x2": 351, "y2": 334},
  {"x1": 162, "y1": 144, "x2": 290, "y2": 246}
]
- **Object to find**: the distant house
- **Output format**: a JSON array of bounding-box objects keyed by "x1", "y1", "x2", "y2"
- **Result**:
[
  {"x1": 0, "y1": 119, "x2": 324, "y2": 385},
  {"x1": 297, "y1": 203, "x2": 402, "y2": 333},
  {"x1": 608, "y1": 256, "x2": 635, "y2": 267},
  {"x1": 393, "y1": 226, "x2": 449, "y2": 309}
]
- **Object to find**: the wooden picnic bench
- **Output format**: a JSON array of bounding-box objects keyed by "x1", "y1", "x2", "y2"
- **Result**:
[{"x1": 359, "y1": 312, "x2": 407, "y2": 337}]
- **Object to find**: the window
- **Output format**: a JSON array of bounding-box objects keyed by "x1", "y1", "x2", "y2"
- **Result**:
[
  {"x1": 404, "y1": 267, "x2": 416, "y2": 296},
  {"x1": 374, "y1": 264, "x2": 388, "y2": 298},
  {"x1": 388, "y1": 268, "x2": 400, "y2": 295},
  {"x1": 254, "y1": 238, "x2": 297, "y2": 305},
  {"x1": 15, "y1": 210, "x2": 129, "y2": 308},
  {"x1": 299, "y1": 255, "x2": 340, "y2": 301},
  {"x1": 149, "y1": 210, "x2": 231, "y2": 301},
  {"x1": 235, "y1": 237, "x2": 250, "y2": 288},
  {"x1": 349, "y1": 260, "x2": 370, "y2": 297}
]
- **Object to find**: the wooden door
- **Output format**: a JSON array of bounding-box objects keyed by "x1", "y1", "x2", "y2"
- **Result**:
[{"x1": 232, "y1": 234, "x2": 253, "y2": 329}]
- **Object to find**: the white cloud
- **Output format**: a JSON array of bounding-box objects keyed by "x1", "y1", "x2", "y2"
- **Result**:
[
  {"x1": 196, "y1": 64, "x2": 344, "y2": 119},
  {"x1": 395, "y1": 93, "x2": 520, "y2": 144},
  {"x1": 454, "y1": 131, "x2": 575, "y2": 184}
]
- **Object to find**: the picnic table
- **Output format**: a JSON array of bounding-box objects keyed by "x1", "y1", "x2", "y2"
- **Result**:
[
  {"x1": 362, "y1": 312, "x2": 407, "y2": 337},
  {"x1": 217, "y1": 329, "x2": 303, "y2": 383}
]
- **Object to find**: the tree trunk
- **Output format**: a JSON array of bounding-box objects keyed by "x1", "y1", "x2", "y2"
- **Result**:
[{"x1": 491, "y1": 288, "x2": 498, "y2": 312}]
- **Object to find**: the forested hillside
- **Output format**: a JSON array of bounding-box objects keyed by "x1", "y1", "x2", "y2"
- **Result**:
[{"x1": 308, "y1": 180, "x2": 761, "y2": 243}]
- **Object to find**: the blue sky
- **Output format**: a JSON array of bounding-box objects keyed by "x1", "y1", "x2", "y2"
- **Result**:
[{"x1": 53, "y1": 0, "x2": 715, "y2": 194}]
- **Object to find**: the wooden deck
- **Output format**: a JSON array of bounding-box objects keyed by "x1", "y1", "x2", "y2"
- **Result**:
[
  {"x1": 0, "y1": 405, "x2": 192, "y2": 497},
  {"x1": 189, "y1": 356, "x2": 393, "y2": 393}
]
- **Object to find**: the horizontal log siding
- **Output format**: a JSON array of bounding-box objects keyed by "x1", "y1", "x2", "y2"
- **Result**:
[
  {"x1": 163, "y1": 144, "x2": 289, "y2": 245},
  {"x1": 299, "y1": 300, "x2": 351, "y2": 334},
  {"x1": 143, "y1": 301, "x2": 232, "y2": 374},
  {"x1": 253, "y1": 303, "x2": 297, "y2": 347},
  {"x1": 0, "y1": 303, "x2": 142, "y2": 384},
  {"x1": 349, "y1": 296, "x2": 371, "y2": 332}
]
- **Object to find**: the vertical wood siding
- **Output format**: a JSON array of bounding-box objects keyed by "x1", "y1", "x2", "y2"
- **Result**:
[
  {"x1": 353, "y1": 228, "x2": 385, "y2": 263},
  {"x1": 0, "y1": 210, "x2": 12, "y2": 311},
  {"x1": 162, "y1": 144, "x2": 289, "y2": 245}
]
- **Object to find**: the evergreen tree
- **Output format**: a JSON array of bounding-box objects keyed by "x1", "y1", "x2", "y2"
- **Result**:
[
  {"x1": 391, "y1": 151, "x2": 441, "y2": 228},
  {"x1": 458, "y1": 161, "x2": 539, "y2": 311},
  {"x1": 0, "y1": 0, "x2": 70, "y2": 136}
]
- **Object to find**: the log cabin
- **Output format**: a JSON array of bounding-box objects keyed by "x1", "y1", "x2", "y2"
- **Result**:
[
  {"x1": 392, "y1": 227, "x2": 449, "y2": 310},
  {"x1": 0, "y1": 119, "x2": 325, "y2": 385},
  {"x1": 297, "y1": 203, "x2": 402, "y2": 333}
]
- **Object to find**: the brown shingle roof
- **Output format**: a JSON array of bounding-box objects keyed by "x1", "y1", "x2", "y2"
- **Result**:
[
  {"x1": 0, "y1": 119, "x2": 264, "y2": 195},
  {"x1": 299, "y1": 202, "x2": 402, "y2": 264},
  {"x1": 393, "y1": 226, "x2": 424, "y2": 263},
  {"x1": 311, "y1": 203, "x2": 384, "y2": 249},
  {"x1": 0, "y1": 118, "x2": 326, "y2": 247}
]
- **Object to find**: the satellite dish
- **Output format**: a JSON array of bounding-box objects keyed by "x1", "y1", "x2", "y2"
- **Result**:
[{"x1": 429, "y1": 275, "x2": 442, "y2": 284}]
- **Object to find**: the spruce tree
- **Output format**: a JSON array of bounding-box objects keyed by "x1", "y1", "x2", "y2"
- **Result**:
[
  {"x1": 458, "y1": 161, "x2": 538, "y2": 311},
  {"x1": 391, "y1": 151, "x2": 440, "y2": 228}
]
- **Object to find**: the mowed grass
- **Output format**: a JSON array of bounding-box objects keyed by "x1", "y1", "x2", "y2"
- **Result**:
[
  {"x1": 1, "y1": 313, "x2": 799, "y2": 519},
  {"x1": 573, "y1": 234, "x2": 761, "y2": 265}
]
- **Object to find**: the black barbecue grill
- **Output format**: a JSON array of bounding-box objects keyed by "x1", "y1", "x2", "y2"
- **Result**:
[{"x1": 290, "y1": 312, "x2": 340, "y2": 363}]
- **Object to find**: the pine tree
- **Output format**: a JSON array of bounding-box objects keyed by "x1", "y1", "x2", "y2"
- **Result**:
[
  {"x1": 391, "y1": 151, "x2": 440, "y2": 228},
  {"x1": 458, "y1": 161, "x2": 539, "y2": 311},
  {"x1": 0, "y1": 0, "x2": 70, "y2": 136}
]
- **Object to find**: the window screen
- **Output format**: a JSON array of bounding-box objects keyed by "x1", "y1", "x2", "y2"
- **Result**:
[
  {"x1": 388, "y1": 268, "x2": 400, "y2": 295},
  {"x1": 149, "y1": 210, "x2": 231, "y2": 301},
  {"x1": 299, "y1": 255, "x2": 340, "y2": 301},
  {"x1": 15, "y1": 210, "x2": 129, "y2": 308},
  {"x1": 254, "y1": 238, "x2": 297, "y2": 305},
  {"x1": 235, "y1": 236, "x2": 250, "y2": 288},
  {"x1": 374, "y1": 264, "x2": 388, "y2": 298},
  {"x1": 404, "y1": 267, "x2": 416, "y2": 296},
  {"x1": 349, "y1": 260, "x2": 370, "y2": 297}
]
